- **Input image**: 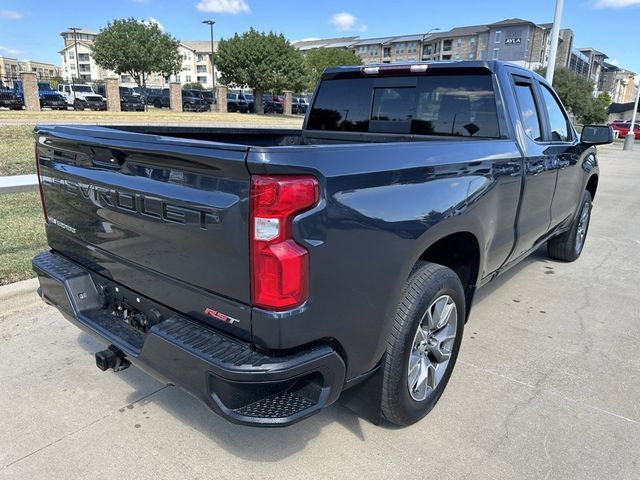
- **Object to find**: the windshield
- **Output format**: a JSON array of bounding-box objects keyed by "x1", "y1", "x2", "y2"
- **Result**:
[
  {"x1": 244, "y1": 94, "x2": 254, "y2": 101},
  {"x1": 38, "y1": 82, "x2": 53, "y2": 91},
  {"x1": 72, "y1": 85, "x2": 93, "y2": 93}
]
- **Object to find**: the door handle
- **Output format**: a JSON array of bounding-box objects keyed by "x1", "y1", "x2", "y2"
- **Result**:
[{"x1": 528, "y1": 163, "x2": 544, "y2": 175}]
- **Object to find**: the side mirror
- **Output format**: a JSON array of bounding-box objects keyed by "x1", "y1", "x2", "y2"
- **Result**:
[{"x1": 581, "y1": 125, "x2": 613, "y2": 146}]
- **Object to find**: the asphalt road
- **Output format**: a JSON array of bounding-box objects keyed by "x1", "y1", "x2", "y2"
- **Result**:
[{"x1": 1, "y1": 143, "x2": 638, "y2": 480}]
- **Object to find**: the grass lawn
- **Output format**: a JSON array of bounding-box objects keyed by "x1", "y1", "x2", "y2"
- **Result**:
[
  {"x1": 0, "y1": 108, "x2": 304, "y2": 125},
  {"x1": 0, "y1": 125, "x2": 35, "y2": 176},
  {"x1": 0, "y1": 192, "x2": 47, "y2": 285}
]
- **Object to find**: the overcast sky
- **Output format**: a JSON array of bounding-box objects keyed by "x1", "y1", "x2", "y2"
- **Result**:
[{"x1": 1, "y1": 0, "x2": 639, "y2": 75}]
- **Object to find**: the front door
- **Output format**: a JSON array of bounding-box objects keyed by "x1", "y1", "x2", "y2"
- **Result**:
[{"x1": 508, "y1": 73, "x2": 558, "y2": 260}]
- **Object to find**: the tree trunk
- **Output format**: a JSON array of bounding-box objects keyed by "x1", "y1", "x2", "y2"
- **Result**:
[{"x1": 254, "y1": 89, "x2": 264, "y2": 115}]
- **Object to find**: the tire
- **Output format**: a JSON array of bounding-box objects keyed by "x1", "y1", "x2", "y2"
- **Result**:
[
  {"x1": 153, "y1": 100, "x2": 162, "y2": 109},
  {"x1": 548, "y1": 190, "x2": 592, "y2": 262},
  {"x1": 74, "y1": 100, "x2": 84, "y2": 111},
  {"x1": 381, "y1": 262, "x2": 465, "y2": 426}
]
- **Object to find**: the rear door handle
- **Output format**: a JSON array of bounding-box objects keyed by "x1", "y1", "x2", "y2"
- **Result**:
[{"x1": 528, "y1": 163, "x2": 544, "y2": 175}]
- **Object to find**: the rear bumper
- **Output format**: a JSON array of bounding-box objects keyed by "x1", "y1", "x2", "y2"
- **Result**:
[{"x1": 32, "y1": 250, "x2": 346, "y2": 427}]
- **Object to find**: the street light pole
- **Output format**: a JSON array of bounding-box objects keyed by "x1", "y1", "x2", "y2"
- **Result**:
[
  {"x1": 422, "y1": 28, "x2": 440, "y2": 60},
  {"x1": 545, "y1": 0, "x2": 565, "y2": 84},
  {"x1": 202, "y1": 20, "x2": 216, "y2": 100},
  {"x1": 623, "y1": 81, "x2": 639, "y2": 151},
  {"x1": 69, "y1": 27, "x2": 81, "y2": 87}
]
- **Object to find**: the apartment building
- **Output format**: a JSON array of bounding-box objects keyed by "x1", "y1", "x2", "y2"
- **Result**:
[
  {"x1": 599, "y1": 63, "x2": 637, "y2": 103},
  {"x1": 59, "y1": 28, "x2": 218, "y2": 87},
  {"x1": 0, "y1": 56, "x2": 60, "y2": 82},
  {"x1": 294, "y1": 18, "x2": 574, "y2": 72}
]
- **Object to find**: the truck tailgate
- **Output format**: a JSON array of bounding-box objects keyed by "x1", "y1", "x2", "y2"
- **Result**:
[{"x1": 35, "y1": 125, "x2": 252, "y2": 339}]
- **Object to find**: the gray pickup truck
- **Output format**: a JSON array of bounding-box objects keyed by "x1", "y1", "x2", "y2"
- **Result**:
[{"x1": 32, "y1": 61, "x2": 612, "y2": 427}]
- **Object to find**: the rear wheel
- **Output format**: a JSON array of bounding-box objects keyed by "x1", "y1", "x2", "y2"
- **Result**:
[
  {"x1": 548, "y1": 190, "x2": 592, "y2": 262},
  {"x1": 74, "y1": 100, "x2": 84, "y2": 111},
  {"x1": 381, "y1": 262, "x2": 465, "y2": 426},
  {"x1": 153, "y1": 99, "x2": 162, "y2": 109}
]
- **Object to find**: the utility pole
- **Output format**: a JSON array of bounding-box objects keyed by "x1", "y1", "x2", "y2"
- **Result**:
[
  {"x1": 545, "y1": 0, "x2": 564, "y2": 84},
  {"x1": 68, "y1": 27, "x2": 81, "y2": 95},
  {"x1": 623, "y1": 81, "x2": 639, "y2": 151},
  {"x1": 202, "y1": 20, "x2": 216, "y2": 101}
]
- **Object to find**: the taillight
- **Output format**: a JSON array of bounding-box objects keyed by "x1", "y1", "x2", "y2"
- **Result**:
[
  {"x1": 34, "y1": 144, "x2": 48, "y2": 223},
  {"x1": 250, "y1": 175, "x2": 319, "y2": 310}
]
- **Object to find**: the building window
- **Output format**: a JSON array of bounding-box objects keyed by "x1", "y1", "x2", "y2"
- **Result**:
[
  {"x1": 197, "y1": 54, "x2": 207, "y2": 62},
  {"x1": 70, "y1": 64, "x2": 76, "y2": 70},
  {"x1": 68, "y1": 52, "x2": 75, "y2": 60},
  {"x1": 185, "y1": 75, "x2": 191, "y2": 82},
  {"x1": 358, "y1": 46, "x2": 367, "y2": 55},
  {"x1": 184, "y1": 65, "x2": 192, "y2": 71},
  {"x1": 425, "y1": 44, "x2": 433, "y2": 55},
  {"x1": 468, "y1": 53, "x2": 474, "y2": 59},
  {"x1": 370, "y1": 46, "x2": 378, "y2": 55},
  {"x1": 442, "y1": 39, "x2": 452, "y2": 51},
  {"x1": 493, "y1": 48, "x2": 499, "y2": 60},
  {"x1": 197, "y1": 76, "x2": 207, "y2": 83},
  {"x1": 456, "y1": 38, "x2": 462, "y2": 47},
  {"x1": 383, "y1": 47, "x2": 391, "y2": 58},
  {"x1": 196, "y1": 65, "x2": 207, "y2": 73},
  {"x1": 78, "y1": 53, "x2": 90, "y2": 62},
  {"x1": 455, "y1": 54, "x2": 460, "y2": 60},
  {"x1": 408, "y1": 42, "x2": 417, "y2": 53},
  {"x1": 470, "y1": 37, "x2": 476, "y2": 45},
  {"x1": 494, "y1": 31, "x2": 501, "y2": 43}
]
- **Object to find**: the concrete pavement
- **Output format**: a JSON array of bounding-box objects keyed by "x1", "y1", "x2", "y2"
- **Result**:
[{"x1": 0, "y1": 143, "x2": 639, "y2": 479}]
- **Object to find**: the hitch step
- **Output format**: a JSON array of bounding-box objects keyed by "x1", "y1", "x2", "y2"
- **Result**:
[{"x1": 95, "y1": 346, "x2": 130, "y2": 372}]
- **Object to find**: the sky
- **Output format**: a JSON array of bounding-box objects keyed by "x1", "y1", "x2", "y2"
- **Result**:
[{"x1": 0, "y1": 0, "x2": 639, "y2": 74}]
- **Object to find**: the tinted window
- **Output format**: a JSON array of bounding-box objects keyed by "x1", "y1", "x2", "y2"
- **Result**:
[
  {"x1": 307, "y1": 78, "x2": 374, "y2": 132},
  {"x1": 307, "y1": 75, "x2": 499, "y2": 137},
  {"x1": 513, "y1": 81, "x2": 542, "y2": 142},
  {"x1": 540, "y1": 84, "x2": 571, "y2": 142}
]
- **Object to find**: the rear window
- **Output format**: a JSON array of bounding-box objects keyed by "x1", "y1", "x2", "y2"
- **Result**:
[{"x1": 307, "y1": 75, "x2": 500, "y2": 138}]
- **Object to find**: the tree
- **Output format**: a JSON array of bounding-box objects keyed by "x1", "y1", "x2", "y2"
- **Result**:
[
  {"x1": 91, "y1": 18, "x2": 182, "y2": 104},
  {"x1": 183, "y1": 82, "x2": 204, "y2": 90},
  {"x1": 536, "y1": 67, "x2": 603, "y2": 123},
  {"x1": 582, "y1": 92, "x2": 611, "y2": 124},
  {"x1": 216, "y1": 28, "x2": 304, "y2": 114},
  {"x1": 303, "y1": 48, "x2": 362, "y2": 91}
]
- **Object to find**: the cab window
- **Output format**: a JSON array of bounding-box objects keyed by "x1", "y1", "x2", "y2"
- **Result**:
[{"x1": 539, "y1": 84, "x2": 572, "y2": 142}]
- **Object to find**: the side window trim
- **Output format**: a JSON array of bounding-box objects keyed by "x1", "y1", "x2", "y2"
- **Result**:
[{"x1": 510, "y1": 73, "x2": 546, "y2": 143}]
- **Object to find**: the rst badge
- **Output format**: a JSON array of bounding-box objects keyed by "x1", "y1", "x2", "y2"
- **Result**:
[{"x1": 204, "y1": 308, "x2": 240, "y2": 325}]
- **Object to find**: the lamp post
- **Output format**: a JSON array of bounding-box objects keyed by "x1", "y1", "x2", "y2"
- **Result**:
[
  {"x1": 202, "y1": 20, "x2": 216, "y2": 101},
  {"x1": 68, "y1": 27, "x2": 81, "y2": 87},
  {"x1": 422, "y1": 28, "x2": 440, "y2": 61},
  {"x1": 545, "y1": 0, "x2": 565, "y2": 84},
  {"x1": 623, "y1": 82, "x2": 639, "y2": 151}
]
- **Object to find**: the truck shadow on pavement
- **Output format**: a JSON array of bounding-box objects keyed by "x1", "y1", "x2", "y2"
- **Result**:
[{"x1": 75, "y1": 334, "x2": 367, "y2": 460}]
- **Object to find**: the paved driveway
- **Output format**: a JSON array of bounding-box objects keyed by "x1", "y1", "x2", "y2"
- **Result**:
[{"x1": 1, "y1": 143, "x2": 638, "y2": 480}]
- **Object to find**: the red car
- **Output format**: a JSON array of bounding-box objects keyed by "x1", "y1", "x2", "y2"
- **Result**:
[{"x1": 610, "y1": 121, "x2": 640, "y2": 137}]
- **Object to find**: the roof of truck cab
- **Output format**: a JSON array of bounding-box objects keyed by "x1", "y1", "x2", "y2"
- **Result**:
[{"x1": 321, "y1": 60, "x2": 543, "y2": 80}]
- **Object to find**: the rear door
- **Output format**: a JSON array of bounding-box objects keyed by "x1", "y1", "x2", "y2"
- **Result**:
[
  {"x1": 508, "y1": 72, "x2": 557, "y2": 260},
  {"x1": 36, "y1": 126, "x2": 253, "y2": 338}
]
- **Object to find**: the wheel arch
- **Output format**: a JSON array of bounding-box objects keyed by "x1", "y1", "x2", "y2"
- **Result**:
[{"x1": 586, "y1": 174, "x2": 598, "y2": 200}]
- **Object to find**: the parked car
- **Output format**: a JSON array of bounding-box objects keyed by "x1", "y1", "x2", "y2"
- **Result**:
[
  {"x1": 32, "y1": 61, "x2": 611, "y2": 428},
  {"x1": 182, "y1": 89, "x2": 209, "y2": 112},
  {"x1": 226, "y1": 92, "x2": 249, "y2": 113},
  {"x1": 610, "y1": 121, "x2": 640, "y2": 137},
  {"x1": 263, "y1": 94, "x2": 284, "y2": 114},
  {"x1": 292, "y1": 97, "x2": 308, "y2": 114},
  {"x1": 12, "y1": 81, "x2": 67, "y2": 110},
  {"x1": 58, "y1": 84, "x2": 106, "y2": 111},
  {"x1": 199, "y1": 90, "x2": 215, "y2": 109},
  {"x1": 119, "y1": 87, "x2": 145, "y2": 112},
  {"x1": 0, "y1": 81, "x2": 23, "y2": 110},
  {"x1": 242, "y1": 93, "x2": 255, "y2": 113},
  {"x1": 147, "y1": 89, "x2": 170, "y2": 108}
]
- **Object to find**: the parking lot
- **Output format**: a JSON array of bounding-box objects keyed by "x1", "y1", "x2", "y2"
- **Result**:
[{"x1": 0, "y1": 142, "x2": 638, "y2": 480}]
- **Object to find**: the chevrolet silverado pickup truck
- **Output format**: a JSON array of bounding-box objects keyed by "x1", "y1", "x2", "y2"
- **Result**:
[{"x1": 32, "y1": 61, "x2": 612, "y2": 427}]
